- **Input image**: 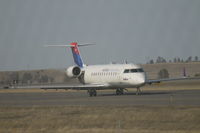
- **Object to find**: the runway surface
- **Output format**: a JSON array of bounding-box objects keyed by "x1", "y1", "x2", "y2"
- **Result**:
[{"x1": 0, "y1": 89, "x2": 200, "y2": 106}]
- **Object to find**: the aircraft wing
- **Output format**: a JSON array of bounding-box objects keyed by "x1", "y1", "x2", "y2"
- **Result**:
[
  {"x1": 14, "y1": 83, "x2": 110, "y2": 90},
  {"x1": 146, "y1": 77, "x2": 200, "y2": 84}
]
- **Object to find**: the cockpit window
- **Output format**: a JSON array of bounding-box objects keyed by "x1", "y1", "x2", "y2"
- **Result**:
[
  {"x1": 138, "y1": 68, "x2": 144, "y2": 72},
  {"x1": 124, "y1": 69, "x2": 129, "y2": 73},
  {"x1": 124, "y1": 68, "x2": 144, "y2": 73},
  {"x1": 131, "y1": 69, "x2": 137, "y2": 72}
]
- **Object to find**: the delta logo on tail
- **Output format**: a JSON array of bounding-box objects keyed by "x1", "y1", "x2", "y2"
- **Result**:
[{"x1": 70, "y1": 42, "x2": 83, "y2": 68}]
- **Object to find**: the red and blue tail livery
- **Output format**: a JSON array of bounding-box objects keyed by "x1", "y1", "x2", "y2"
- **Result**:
[
  {"x1": 70, "y1": 42, "x2": 84, "y2": 68},
  {"x1": 45, "y1": 42, "x2": 95, "y2": 68}
]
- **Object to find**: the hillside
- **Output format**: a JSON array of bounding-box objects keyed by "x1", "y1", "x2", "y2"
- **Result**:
[
  {"x1": 142, "y1": 62, "x2": 200, "y2": 79},
  {"x1": 0, "y1": 69, "x2": 79, "y2": 87}
]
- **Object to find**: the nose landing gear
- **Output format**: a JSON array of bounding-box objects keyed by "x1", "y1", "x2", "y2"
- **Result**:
[{"x1": 136, "y1": 87, "x2": 141, "y2": 95}]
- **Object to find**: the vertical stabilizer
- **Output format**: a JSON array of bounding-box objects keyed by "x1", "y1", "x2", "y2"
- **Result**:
[
  {"x1": 70, "y1": 42, "x2": 84, "y2": 68},
  {"x1": 45, "y1": 42, "x2": 95, "y2": 68}
]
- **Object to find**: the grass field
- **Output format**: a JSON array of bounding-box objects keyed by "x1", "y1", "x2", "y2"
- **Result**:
[
  {"x1": 143, "y1": 80, "x2": 200, "y2": 91},
  {"x1": 0, "y1": 106, "x2": 200, "y2": 133}
]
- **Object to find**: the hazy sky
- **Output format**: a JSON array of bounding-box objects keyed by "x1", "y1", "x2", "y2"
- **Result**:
[{"x1": 0, "y1": 0, "x2": 200, "y2": 71}]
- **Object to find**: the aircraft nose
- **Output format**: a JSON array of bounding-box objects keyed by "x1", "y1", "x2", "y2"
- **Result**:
[
  {"x1": 138, "y1": 77, "x2": 145, "y2": 84},
  {"x1": 136, "y1": 74, "x2": 146, "y2": 85}
]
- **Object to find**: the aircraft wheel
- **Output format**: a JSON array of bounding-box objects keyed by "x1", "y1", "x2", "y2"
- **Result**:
[
  {"x1": 136, "y1": 87, "x2": 141, "y2": 95},
  {"x1": 116, "y1": 89, "x2": 120, "y2": 95},
  {"x1": 116, "y1": 88, "x2": 124, "y2": 95},
  {"x1": 119, "y1": 88, "x2": 124, "y2": 95},
  {"x1": 93, "y1": 90, "x2": 97, "y2": 96},
  {"x1": 89, "y1": 91, "x2": 93, "y2": 97},
  {"x1": 88, "y1": 89, "x2": 97, "y2": 97}
]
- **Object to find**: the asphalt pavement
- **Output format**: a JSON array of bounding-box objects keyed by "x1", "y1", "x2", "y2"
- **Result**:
[{"x1": 0, "y1": 89, "x2": 200, "y2": 106}]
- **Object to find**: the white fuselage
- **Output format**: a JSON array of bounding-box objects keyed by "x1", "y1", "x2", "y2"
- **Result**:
[{"x1": 82, "y1": 64, "x2": 146, "y2": 88}]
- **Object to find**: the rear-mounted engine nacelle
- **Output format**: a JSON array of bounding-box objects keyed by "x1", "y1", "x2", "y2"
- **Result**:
[{"x1": 66, "y1": 66, "x2": 82, "y2": 78}]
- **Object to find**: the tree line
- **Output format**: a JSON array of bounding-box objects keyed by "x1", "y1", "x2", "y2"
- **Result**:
[
  {"x1": 0, "y1": 69, "x2": 79, "y2": 87},
  {"x1": 147, "y1": 56, "x2": 199, "y2": 64},
  {"x1": 0, "y1": 72, "x2": 55, "y2": 86}
]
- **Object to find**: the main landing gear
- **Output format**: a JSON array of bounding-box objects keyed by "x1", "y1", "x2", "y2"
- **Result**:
[
  {"x1": 136, "y1": 87, "x2": 142, "y2": 95},
  {"x1": 88, "y1": 89, "x2": 97, "y2": 97},
  {"x1": 87, "y1": 88, "x2": 142, "y2": 96},
  {"x1": 116, "y1": 88, "x2": 124, "y2": 95}
]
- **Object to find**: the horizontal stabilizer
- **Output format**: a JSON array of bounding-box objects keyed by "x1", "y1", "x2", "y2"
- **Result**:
[
  {"x1": 45, "y1": 42, "x2": 95, "y2": 68},
  {"x1": 44, "y1": 43, "x2": 95, "y2": 47}
]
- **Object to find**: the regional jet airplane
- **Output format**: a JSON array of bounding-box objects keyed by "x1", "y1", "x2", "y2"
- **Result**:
[
  {"x1": 14, "y1": 42, "x2": 199, "y2": 96},
  {"x1": 34, "y1": 42, "x2": 197, "y2": 97}
]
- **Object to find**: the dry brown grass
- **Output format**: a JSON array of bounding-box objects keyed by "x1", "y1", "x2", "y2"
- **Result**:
[
  {"x1": 0, "y1": 106, "x2": 200, "y2": 133},
  {"x1": 142, "y1": 80, "x2": 200, "y2": 91}
]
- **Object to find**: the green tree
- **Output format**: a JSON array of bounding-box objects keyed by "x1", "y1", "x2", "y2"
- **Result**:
[
  {"x1": 34, "y1": 71, "x2": 41, "y2": 83},
  {"x1": 22, "y1": 73, "x2": 32, "y2": 84},
  {"x1": 186, "y1": 56, "x2": 192, "y2": 62},
  {"x1": 173, "y1": 58, "x2": 177, "y2": 63},
  {"x1": 149, "y1": 59, "x2": 154, "y2": 64},
  {"x1": 195, "y1": 56, "x2": 198, "y2": 62},
  {"x1": 9, "y1": 72, "x2": 19, "y2": 84},
  {"x1": 40, "y1": 75, "x2": 49, "y2": 83}
]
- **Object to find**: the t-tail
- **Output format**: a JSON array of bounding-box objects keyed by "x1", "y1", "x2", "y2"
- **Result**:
[{"x1": 45, "y1": 42, "x2": 95, "y2": 68}]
